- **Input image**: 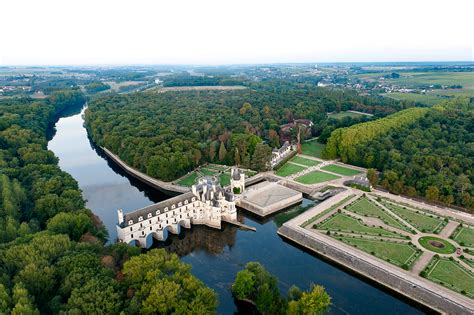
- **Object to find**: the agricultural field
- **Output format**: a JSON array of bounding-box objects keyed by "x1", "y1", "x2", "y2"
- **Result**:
[
  {"x1": 295, "y1": 170, "x2": 340, "y2": 184},
  {"x1": 301, "y1": 139, "x2": 326, "y2": 158},
  {"x1": 345, "y1": 197, "x2": 413, "y2": 233},
  {"x1": 379, "y1": 200, "x2": 446, "y2": 234},
  {"x1": 290, "y1": 155, "x2": 320, "y2": 167},
  {"x1": 321, "y1": 164, "x2": 361, "y2": 176},
  {"x1": 276, "y1": 163, "x2": 306, "y2": 177},
  {"x1": 424, "y1": 257, "x2": 474, "y2": 298},
  {"x1": 381, "y1": 92, "x2": 447, "y2": 106}
]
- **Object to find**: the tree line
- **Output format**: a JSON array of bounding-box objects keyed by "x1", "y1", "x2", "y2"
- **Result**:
[{"x1": 327, "y1": 98, "x2": 473, "y2": 209}]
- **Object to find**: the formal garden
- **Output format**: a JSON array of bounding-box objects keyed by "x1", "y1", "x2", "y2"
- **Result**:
[
  {"x1": 304, "y1": 194, "x2": 474, "y2": 297},
  {"x1": 175, "y1": 165, "x2": 256, "y2": 187}
]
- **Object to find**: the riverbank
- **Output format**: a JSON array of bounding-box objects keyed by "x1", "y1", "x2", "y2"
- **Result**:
[
  {"x1": 101, "y1": 147, "x2": 190, "y2": 194},
  {"x1": 277, "y1": 193, "x2": 474, "y2": 314}
]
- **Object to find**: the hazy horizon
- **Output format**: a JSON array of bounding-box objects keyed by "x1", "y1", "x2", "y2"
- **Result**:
[{"x1": 1, "y1": 0, "x2": 473, "y2": 66}]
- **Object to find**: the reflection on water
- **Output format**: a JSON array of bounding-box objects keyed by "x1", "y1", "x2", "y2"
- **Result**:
[{"x1": 48, "y1": 106, "x2": 426, "y2": 315}]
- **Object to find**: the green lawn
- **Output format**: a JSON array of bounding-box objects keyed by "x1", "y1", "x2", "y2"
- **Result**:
[
  {"x1": 418, "y1": 236, "x2": 456, "y2": 254},
  {"x1": 219, "y1": 173, "x2": 231, "y2": 186},
  {"x1": 452, "y1": 226, "x2": 474, "y2": 247},
  {"x1": 301, "y1": 140, "x2": 326, "y2": 158},
  {"x1": 301, "y1": 194, "x2": 356, "y2": 228},
  {"x1": 317, "y1": 213, "x2": 405, "y2": 239},
  {"x1": 328, "y1": 111, "x2": 368, "y2": 119},
  {"x1": 426, "y1": 258, "x2": 474, "y2": 298},
  {"x1": 276, "y1": 163, "x2": 306, "y2": 177},
  {"x1": 460, "y1": 257, "x2": 474, "y2": 269},
  {"x1": 321, "y1": 164, "x2": 361, "y2": 176},
  {"x1": 291, "y1": 156, "x2": 320, "y2": 167},
  {"x1": 337, "y1": 237, "x2": 420, "y2": 268},
  {"x1": 346, "y1": 197, "x2": 412, "y2": 232},
  {"x1": 176, "y1": 172, "x2": 199, "y2": 187},
  {"x1": 380, "y1": 201, "x2": 445, "y2": 233},
  {"x1": 295, "y1": 171, "x2": 340, "y2": 184},
  {"x1": 200, "y1": 168, "x2": 218, "y2": 176}
]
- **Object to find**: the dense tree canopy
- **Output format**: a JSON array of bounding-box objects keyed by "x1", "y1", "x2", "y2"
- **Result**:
[
  {"x1": 325, "y1": 98, "x2": 473, "y2": 209},
  {"x1": 85, "y1": 82, "x2": 407, "y2": 181},
  {"x1": 0, "y1": 92, "x2": 219, "y2": 314}
]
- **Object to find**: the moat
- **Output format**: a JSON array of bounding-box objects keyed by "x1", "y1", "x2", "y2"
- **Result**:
[{"x1": 48, "y1": 105, "x2": 425, "y2": 314}]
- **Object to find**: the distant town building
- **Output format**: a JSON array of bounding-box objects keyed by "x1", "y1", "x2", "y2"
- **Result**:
[{"x1": 116, "y1": 177, "x2": 237, "y2": 248}]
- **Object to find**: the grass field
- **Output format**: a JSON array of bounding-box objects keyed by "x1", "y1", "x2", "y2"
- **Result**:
[
  {"x1": 276, "y1": 163, "x2": 306, "y2": 177},
  {"x1": 301, "y1": 194, "x2": 356, "y2": 228},
  {"x1": 321, "y1": 164, "x2": 361, "y2": 176},
  {"x1": 337, "y1": 237, "x2": 419, "y2": 268},
  {"x1": 346, "y1": 197, "x2": 412, "y2": 232},
  {"x1": 381, "y1": 92, "x2": 446, "y2": 106},
  {"x1": 200, "y1": 168, "x2": 218, "y2": 176},
  {"x1": 291, "y1": 156, "x2": 320, "y2": 167},
  {"x1": 452, "y1": 225, "x2": 474, "y2": 247},
  {"x1": 426, "y1": 258, "x2": 474, "y2": 298},
  {"x1": 328, "y1": 111, "x2": 367, "y2": 119},
  {"x1": 380, "y1": 201, "x2": 445, "y2": 233},
  {"x1": 295, "y1": 171, "x2": 340, "y2": 184},
  {"x1": 317, "y1": 213, "x2": 405, "y2": 238},
  {"x1": 219, "y1": 173, "x2": 231, "y2": 186},
  {"x1": 418, "y1": 236, "x2": 456, "y2": 254},
  {"x1": 176, "y1": 172, "x2": 199, "y2": 187},
  {"x1": 301, "y1": 139, "x2": 326, "y2": 158}
]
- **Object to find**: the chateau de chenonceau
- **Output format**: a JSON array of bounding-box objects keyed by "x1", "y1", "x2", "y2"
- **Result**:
[{"x1": 117, "y1": 170, "x2": 243, "y2": 248}]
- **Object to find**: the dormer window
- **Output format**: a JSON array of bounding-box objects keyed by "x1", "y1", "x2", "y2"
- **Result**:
[
  {"x1": 156, "y1": 210, "x2": 160, "y2": 215},
  {"x1": 164, "y1": 207, "x2": 168, "y2": 211},
  {"x1": 128, "y1": 220, "x2": 133, "y2": 225},
  {"x1": 191, "y1": 197, "x2": 196, "y2": 202},
  {"x1": 171, "y1": 204, "x2": 176, "y2": 209},
  {"x1": 178, "y1": 202, "x2": 182, "y2": 207},
  {"x1": 184, "y1": 200, "x2": 188, "y2": 205},
  {"x1": 138, "y1": 216, "x2": 143, "y2": 222},
  {"x1": 147, "y1": 213, "x2": 152, "y2": 218}
]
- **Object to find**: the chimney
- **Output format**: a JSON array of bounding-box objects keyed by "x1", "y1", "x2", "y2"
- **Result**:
[{"x1": 117, "y1": 209, "x2": 124, "y2": 225}]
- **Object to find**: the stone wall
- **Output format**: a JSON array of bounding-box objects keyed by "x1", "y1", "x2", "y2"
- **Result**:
[{"x1": 278, "y1": 224, "x2": 474, "y2": 314}]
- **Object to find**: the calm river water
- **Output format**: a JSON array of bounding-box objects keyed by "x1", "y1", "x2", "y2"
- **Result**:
[{"x1": 48, "y1": 105, "x2": 425, "y2": 314}]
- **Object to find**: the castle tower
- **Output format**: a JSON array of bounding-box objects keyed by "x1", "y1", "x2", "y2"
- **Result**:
[{"x1": 230, "y1": 167, "x2": 245, "y2": 194}]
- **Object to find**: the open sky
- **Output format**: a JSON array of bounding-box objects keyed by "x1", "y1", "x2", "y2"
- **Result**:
[{"x1": 0, "y1": 0, "x2": 472, "y2": 65}]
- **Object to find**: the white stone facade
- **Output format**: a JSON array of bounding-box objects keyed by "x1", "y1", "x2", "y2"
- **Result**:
[
  {"x1": 271, "y1": 141, "x2": 292, "y2": 168},
  {"x1": 116, "y1": 178, "x2": 237, "y2": 248}
]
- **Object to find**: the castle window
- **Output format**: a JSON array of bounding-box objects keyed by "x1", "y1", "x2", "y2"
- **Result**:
[
  {"x1": 147, "y1": 213, "x2": 152, "y2": 218},
  {"x1": 178, "y1": 202, "x2": 182, "y2": 207},
  {"x1": 131, "y1": 234, "x2": 134, "y2": 238},
  {"x1": 164, "y1": 207, "x2": 168, "y2": 211},
  {"x1": 156, "y1": 210, "x2": 160, "y2": 215},
  {"x1": 138, "y1": 216, "x2": 143, "y2": 222},
  {"x1": 171, "y1": 205, "x2": 175, "y2": 209},
  {"x1": 149, "y1": 220, "x2": 151, "y2": 224},
  {"x1": 128, "y1": 220, "x2": 133, "y2": 225},
  {"x1": 150, "y1": 227, "x2": 152, "y2": 231},
  {"x1": 184, "y1": 200, "x2": 188, "y2": 205},
  {"x1": 191, "y1": 197, "x2": 195, "y2": 201},
  {"x1": 130, "y1": 227, "x2": 132, "y2": 231}
]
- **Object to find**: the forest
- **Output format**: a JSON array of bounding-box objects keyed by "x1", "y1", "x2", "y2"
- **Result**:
[
  {"x1": 85, "y1": 82, "x2": 409, "y2": 181},
  {"x1": 325, "y1": 98, "x2": 473, "y2": 209},
  {"x1": 0, "y1": 91, "x2": 218, "y2": 314}
]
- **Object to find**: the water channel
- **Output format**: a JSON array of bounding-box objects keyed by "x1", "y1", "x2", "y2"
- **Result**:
[{"x1": 47, "y1": 105, "x2": 425, "y2": 314}]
